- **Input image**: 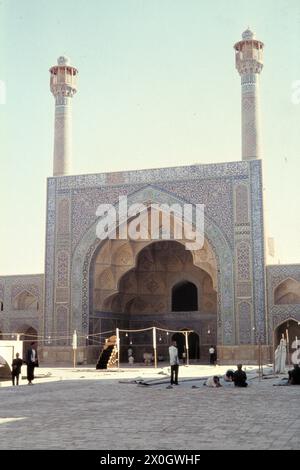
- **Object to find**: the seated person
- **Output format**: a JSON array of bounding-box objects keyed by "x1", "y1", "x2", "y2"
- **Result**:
[
  {"x1": 127, "y1": 347, "x2": 133, "y2": 358},
  {"x1": 288, "y1": 364, "x2": 300, "y2": 385},
  {"x1": 224, "y1": 370, "x2": 234, "y2": 382},
  {"x1": 205, "y1": 375, "x2": 222, "y2": 387},
  {"x1": 128, "y1": 355, "x2": 134, "y2": 366},
  {"x1": 233, "y1": 364, "x2": 248, "y2": 387},
  {"x1": 143, "y1": 352, "x2": 153, "y2": 365}
]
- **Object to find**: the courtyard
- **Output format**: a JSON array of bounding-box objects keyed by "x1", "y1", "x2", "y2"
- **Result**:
[{"x1": 0, "y1": 365, "x2": 299, "y2": 450}]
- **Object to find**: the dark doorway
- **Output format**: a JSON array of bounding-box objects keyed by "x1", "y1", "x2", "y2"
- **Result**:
[
  {"x1": 171, "y1": 331, "x2": 200, "y2": 359},
  {"x1": 275, "y1": 319, "x2": 300, "y2": 354},
  {"x1": 171, "y1": 333, "x2": 185, "y2": 359},
  {"x1": 172, "y1": 281, "x2": 198, "y2": 311},
  {"x1": 187, "y1": 332, "x2": 200, "y2": 359}
]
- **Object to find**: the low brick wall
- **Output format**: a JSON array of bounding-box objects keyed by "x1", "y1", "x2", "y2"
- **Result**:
[
  {"x1": 38, "y1": 344, "x2": 274, "y2": 366},
  {"x1": 39, "y1": 346, "x2": 88, "y2": 365},
  {"x1": 217, "y1": 345, "x2": 273, "y2": 365}
]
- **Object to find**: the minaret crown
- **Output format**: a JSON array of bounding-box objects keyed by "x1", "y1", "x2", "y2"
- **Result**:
[
  {"x1": 49, "y1": 56, "x2": 78, "y2": 98},
  {"x1": 57, "y1": 56, "x2": 70, "y2": 66},
  {"x1": 242, "y1": 28, "x2": 255, "y2": 40},
  {"x1": 234, "y1": 30, "x2": 264, "y2": 76}
]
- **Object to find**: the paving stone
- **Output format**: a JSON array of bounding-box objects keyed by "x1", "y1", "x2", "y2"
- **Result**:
[{"x1": 0, "y1": 365, "x2": 299, "y2": 449}]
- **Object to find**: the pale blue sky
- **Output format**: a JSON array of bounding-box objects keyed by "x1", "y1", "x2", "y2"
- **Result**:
[{"x1": 0, "y1": 0, "x2": 300, "y2": 275}]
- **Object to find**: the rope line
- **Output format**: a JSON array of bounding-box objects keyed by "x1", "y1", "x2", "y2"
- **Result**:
[
  {"x1": 0, "y1": 329, "x2": 115, "y2": 342},
  {"x1": 0, "y1": 327, "x2": 193, "y2": 342}
]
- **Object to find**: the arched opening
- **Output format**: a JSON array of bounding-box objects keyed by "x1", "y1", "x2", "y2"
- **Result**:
[
  {"x1": 89, "y1": 237, "x2": 218, "y2": 363},
  {"x1": 172, "y1": 281, "x2": 198, "y2": 311},
  {"x1": 188, "y1": 332, "x2": 200, "y2": 359},
  {"x1": 13, "y1": 291, "x2": 38, "y2": 310},
  {"x1": 71, "y1": 185, "x2": 237, "y2": 365},
  {"x1": 274, "y1": 278, "x2": 300, "y2": 305},
  {"x1": 275, "y1": 319, "x2": 300, "y2": 354},
  {"x1": 171, "y1": 333, "x2": 185, "y2": 359},
  {"x1": 171, "y1": 330, "x2": 200, "y2": 359},
  {"x1": 0, "y1": 301, "x2": 3, "y2": 312}
]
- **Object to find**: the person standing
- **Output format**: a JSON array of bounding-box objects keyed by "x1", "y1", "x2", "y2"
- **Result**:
[
  {"x1": 11, "y1": 353, "x2": 24, "y2": 386},
  {"x1": 209, "y1": 345, "x2": 216, "y2": 365},
  {"x1": 26, "y1": 342, "x2": 38, "y2": 385},
  {"x1": 169, "y1": 340, "x2": 179, "y2": 385},
  {"x1": 128, "y1": 346, "x2": 133, "y2": 360}
]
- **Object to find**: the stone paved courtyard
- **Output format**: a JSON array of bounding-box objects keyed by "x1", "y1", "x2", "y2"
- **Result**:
[{"x1": 0, "y1": 365, "x2": 299, "y2": 450}]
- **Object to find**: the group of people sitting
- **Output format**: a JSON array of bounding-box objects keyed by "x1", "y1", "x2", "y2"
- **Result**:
[
  {"x1": 205, "y1": 364, "x2": 248, "y2": 388},
  {"x1": 205, "y1": 363, "x2": 300, "y2": 388}
]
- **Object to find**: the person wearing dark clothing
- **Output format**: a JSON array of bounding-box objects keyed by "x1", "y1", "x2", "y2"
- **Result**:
[
  {"x1": 288, "y1": 364, "x2": 300, "y2": 385},
  {"x1": 209, "y1": 346, "x2": 216, "y2": 365},
  {"x1": 26, "y1": 342, "x2": 38, "y2": 385},
  {"x1": 224, "y1": 369, "x2": 234, "y2": 382},
  {"x1": 169, "y1": 341, "x2": 179, "y2": 385},
  {"x1": 233, "y1": 364, "x2": 248, "y2": 387},
  {"x1": 11, "y1": 353, "x2": 24, "y2": 386}
]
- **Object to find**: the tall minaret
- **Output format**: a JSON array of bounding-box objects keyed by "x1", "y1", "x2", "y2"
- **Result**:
[
  {"x1": 50, "y1": 56, "x2": 78, "y2": 176},
  {"x1": 234, "y1": 29, "x2": 264, "y2": 160}
]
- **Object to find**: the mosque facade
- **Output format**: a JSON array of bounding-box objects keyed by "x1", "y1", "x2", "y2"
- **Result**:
[{"x1": 1, "y1": 29, "x2": 299, "y2": 364}]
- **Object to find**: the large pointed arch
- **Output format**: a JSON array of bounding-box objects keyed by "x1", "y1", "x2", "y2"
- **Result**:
[
  {"x1": 274, "y1": 277, "x2": 300, "y2": 305},
  {"x1": 13, "y1": 290, "x2": 38, "y2": 310},
  {"x1": 70, "y1": 185, "x2": 235, "y2": 345}
]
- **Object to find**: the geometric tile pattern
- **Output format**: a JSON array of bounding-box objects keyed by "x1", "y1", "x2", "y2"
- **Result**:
[
  {"x1": 238, "y1": 301, "x2": 252, "y2": 344},
  {"x1": 43, "y1": 160, "x2": 267, "y2": 347},
  {"x1": 237, "y1": 242, "x2": 251, "y2": 281},
  {"x1": 266, "y1": 264, "x2": 300, "y2": 342},
  {"x1": 235, "y1": 183, "x2": 249, "y2": 224},
  {"x1": 0, "y1": 274, "x2": 44, "y2": 339}
]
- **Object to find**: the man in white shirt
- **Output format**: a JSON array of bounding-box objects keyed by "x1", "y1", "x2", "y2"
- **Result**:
[
  {"x1": 209, "y1": 345, "x2": 216, "y2": 365},
  {"x1": 169, "y1": 341, "x2": 179, "y2": 385}
]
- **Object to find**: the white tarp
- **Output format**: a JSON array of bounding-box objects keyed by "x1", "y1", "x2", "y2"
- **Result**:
[
  {"x1": 0, "y1": 341, "x2": 23, "y2": 374},
  {"x1": 274, "y1": 338, "x2": 287, "y2": 374}
]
